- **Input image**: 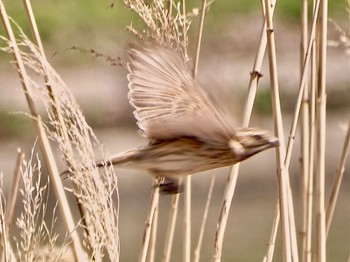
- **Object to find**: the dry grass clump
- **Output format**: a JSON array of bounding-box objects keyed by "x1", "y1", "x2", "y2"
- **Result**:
[
  {"x1": 0, "y1": 1, "x2": 120, "y2": 260},
  {"x1": 123, "y1": 0, "x2": 190, "y2": 56},
  {"x1": 0, "y1": 149, "x2": 73, "y2": 261}
]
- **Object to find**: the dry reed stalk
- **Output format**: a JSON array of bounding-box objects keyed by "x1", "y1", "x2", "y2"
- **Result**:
[
  {"x1": 184, "y1": 0, "x2": 211, "y2": 259},
  {"x1": 300, "y1": 1, "x2": 310, "y2": 261},
  {"x1": 0, "y1": 2, "x2": 86, "y2": 260},
  {"x1": 264, "y1": 199, "x2": 280, "y2": 262},
  {"x1": 167, "y1": 0, "x2": 173, "y2": 18},
  {"x1": 0, "y1": 150, "x2": 23, "y2": 261},
  {"x1": 303, "y1": 1, "x2": 319, "y2": 259},
  {"x1": 325, "y1": 118, "x2": 350, "y2": 236},
  {"x1": 315, "y1": 0, "x2": 328, "y2": 260},
  {"x1": 147, "y1": 204, "x2": 159, "y2": 262},
  {"x1": 21, "y1": 0, "x2": 75, "y2": 172},
  {"x1": 263, "y1": 2, "x2": 321, "y2": 256},
  {"x1": 212, "y1": 1, "x2": 276, "y2": 260},
  {"x1": 243, "y1": 0, "x2": 275, "y2": 126},
  {"x1": 183, "y1": 0, "x2": 209, "y2": 260},
  {"x1": 194, "y1": 175, "x2": 215, "y2": 262},
  {"x1": 0, "y1": 181, "x2": 16, "y2": 262},
  {"x1": 5, "y1": 150, "x2": 24, "y2": 237},
  {"x1": 181, "y1": 0, "x2": 191, "y2": 260},
  {"x1": 21, "y1": 0, "x2": 89, "y2": 240},
  {"x1": 139, "y1": 184, "x2": 160, "y2": 262},
  {"x1": 263, "y1": 0, "x2": 294, "y2": 260},
  {"x1": 183, "y1": 178, "x2": 191, "y2": 262},
  {"x1": 212, "y1": 167, "x2": 238, "y2": 262},
  {"x1": 192, "y1": 0, "x2": 208, "y2": 78},
  {"x1": 285, "y1": 0, "x2": 320, "y2": 169},
  {"x1": 304, "y1": 34, "x2": 317, "y2": 262},
  {"x1": 0, "y1": 197, "x2": 10, "y2": 262},
  {"x1": 268, "y1": 1, "x2": 321, "y2": 261},
  {"x1": 162, "y1": 194, "x2": 180, "y2": 262}
]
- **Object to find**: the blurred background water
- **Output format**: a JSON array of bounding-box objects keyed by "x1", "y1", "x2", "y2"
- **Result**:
[{"x1": 0, "y1": 0, "x2": 349, "y2": 260}]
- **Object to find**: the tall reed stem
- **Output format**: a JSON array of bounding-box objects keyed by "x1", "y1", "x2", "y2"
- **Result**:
[{"x1": 315, "y1": 0, "x2": 328, "y2": 260}]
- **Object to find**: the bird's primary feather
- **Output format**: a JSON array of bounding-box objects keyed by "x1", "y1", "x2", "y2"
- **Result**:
[{"x1": 127, "y1": 44, "x2": 236, "y2": 143}]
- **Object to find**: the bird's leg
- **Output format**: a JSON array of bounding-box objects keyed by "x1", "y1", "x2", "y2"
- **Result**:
[{"x1": 154, "y1": 176, "x2": 183, "y2": 194}]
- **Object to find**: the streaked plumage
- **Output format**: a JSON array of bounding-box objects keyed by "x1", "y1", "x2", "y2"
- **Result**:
[{"x1": 95, "y1": 44, "x2": 279, "y2": 193}]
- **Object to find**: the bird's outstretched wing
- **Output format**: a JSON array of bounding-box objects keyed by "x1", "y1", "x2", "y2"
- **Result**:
[{"x1": 127, "y1": 44, "x2": 235, "y2": 143}]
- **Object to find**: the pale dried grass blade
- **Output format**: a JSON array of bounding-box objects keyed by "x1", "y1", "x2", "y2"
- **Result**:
[
  {"x1": 147, "y1": 204, "x2": 159, "y2": 262},
  {"x1": 263, "y1": 0, "x2": 296, "y2": 259},
  {"x1": 212, "y1": 169, "x2": 238, "y2": 262},
  {"x1": 0, "y1": 176, "x2": 17, "y2": 261},
  {"x1": 264, "y1": 200, "x2": 280, "y2": 262},
  {"x1": 183, "y1": 176, "x2": 191, "y2": 262},
  {"x1": 162, "y1": 194, "x2": 180, "y2": 262},
  {"x1": 284, "y1": 0, "x2": 321, "y2": 171},
  {"x1": 5, "y1": 149, "x2": 24, "y2": 238},
  {"x1": 194, "y1": 175, "x2": 215, "y2": 262},
  {"x1": 0, "y1": 149, "x2": 24, "y2": 260},
  {"x1": 139, "y1": 185, "x2": 160, "y2": 262},
  {"x1": 192, "y1": 0, "x2": 207, "y2": 77},
  {"x1": 315, "y1": 0, "x2": 328, "y2": 260},
  {"x1": 300, "y1": 0, "x2": 310, "y2": 260},
  {"x1": 325, "y1": 118, "x2": 350, "y2": 236}
]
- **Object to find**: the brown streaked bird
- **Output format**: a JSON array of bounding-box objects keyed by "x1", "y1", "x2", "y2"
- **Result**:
[{"x1": 97, "y1": 44, "x2": 278, "y2": 193}]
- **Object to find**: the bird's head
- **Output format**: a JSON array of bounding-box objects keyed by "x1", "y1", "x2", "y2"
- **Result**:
[{"x1": 229, "y1": 128, "x2": 279, "y2": 159}]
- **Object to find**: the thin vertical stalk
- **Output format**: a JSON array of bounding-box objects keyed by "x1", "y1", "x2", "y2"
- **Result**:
[
  {"x1": 184, "y1": 0, "x2": 209, "y2": 261},
  {"x1": 181, "y1": 0, "x2": 187, "y2": 49},
  {"x1": 263, "y1": 0, "x2": 293, "y2": 260},
  {"x1": 305, "y1": 30, "x2": 318, "y2": 262},
  {"x1": 262, "y1": 5, "x2": 321, "y2": 256},
  {"x1": 191, "y1": 2, "x2": 209, "y2": 261},
  {"x1": 284, "y1": 0, "x2": 321, "y2": 171},
  {"x1": 139, "y1": 185, "x2": 160, "y2": 262},
  {"x1": 325, "y1": 118, "x2": 350, "y2": 236},
  {"x1": 300, "y1": 0, "x2": 310, "y2": 260},
  {"x1": 0, "y1": 149, "x2": 24, "y2": 262},
  {"x1": 162, "y1": 194, "x2": 180, "y2": 262},
  {"x1": 212, "y1": 168, "x2": 239, "y2": 262},
  {"x1": 0, "y1": 194, "x2": 16, "y2": 262},
  {"x1": 0, "y1": 2, "x2": 86, "y2": 261},
  {"x1": 315, "y1": 0, "x2": 328, "y2": 260},
  {"x1": 264, "y1": 200, "x2": 280, "y2": 262},
  {"x1": 212, "y1": 1, "x2": 276, "y2": 260},
  {"x1": 183, "y1": 179, "x2": 191, "y2": 262},
  {"x1": 147, "y1": 205, "x2": 159, "y2": 262},
  {"x1": 263, "y1": 1, "x2": 321, "y2": 261},
  {"x1": 5, "y1": 149, "x2": 24, "y2": 237},
  {"x1": 194, "y1": 175, "x2": 215, "y2": 262},
  {"x1": 21, "y1": 0, "x2": 77, "y2": 169},
  {"x1": 167, "y1": 0, "x2": 173, "y2": 18},
  {"x1": 180, "y1": 0, "x2": 190, "y2": 260},
  {"x1": 192, "y1": 0, "x2": 207, "y2": 77},
  {"x1": 21, "y1": 0, "x2": 91, "y2": 239}
]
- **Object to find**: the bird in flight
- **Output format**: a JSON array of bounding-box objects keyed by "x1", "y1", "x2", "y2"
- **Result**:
[{"x1": 92, "y1": 43, "x2": 278, "y2": 194}]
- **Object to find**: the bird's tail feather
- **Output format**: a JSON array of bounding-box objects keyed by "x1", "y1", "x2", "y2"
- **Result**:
[{"x1": 96, "y1": 149, "x2": 141, "y2": 168}]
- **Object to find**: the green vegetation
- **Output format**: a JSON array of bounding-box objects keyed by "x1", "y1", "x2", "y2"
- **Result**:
[
  {"x1": 0, "y1": 110, "x2": 32, "y2": 138},
  {"x1": 1, "y1": 0, "x2": 346, "y2": 47}
]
